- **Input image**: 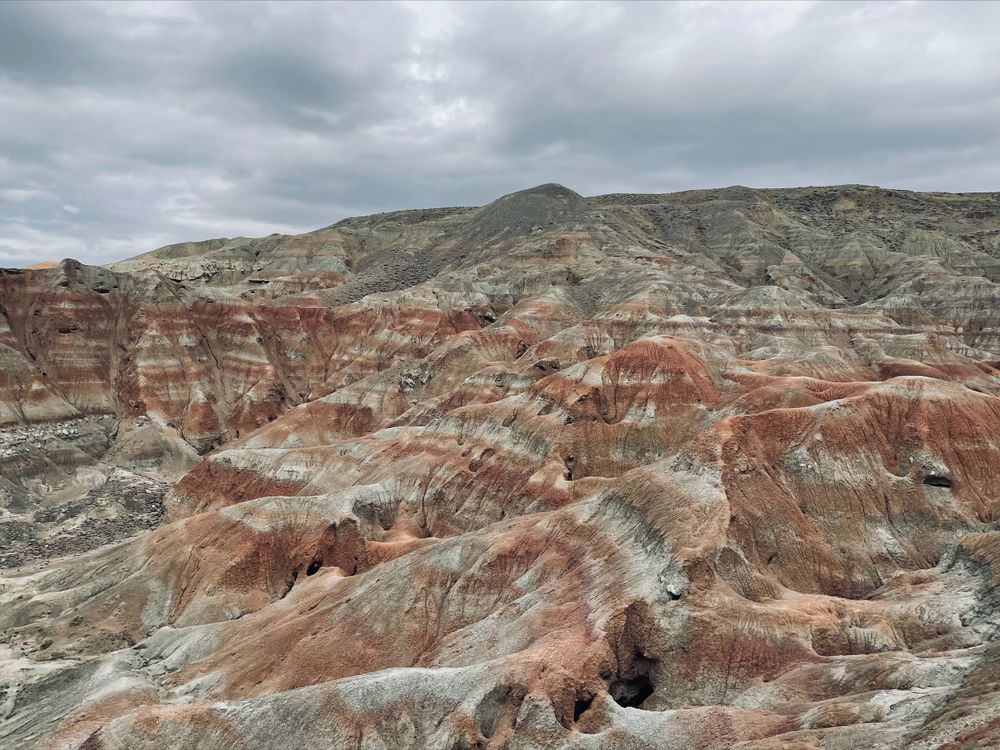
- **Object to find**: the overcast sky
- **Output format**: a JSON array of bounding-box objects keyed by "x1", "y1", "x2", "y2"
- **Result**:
[{"x1": 1, "y1": 0, "x2": 998, "y2": 266}]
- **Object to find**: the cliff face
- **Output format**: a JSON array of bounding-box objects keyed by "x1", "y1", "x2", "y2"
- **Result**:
[{"x1": 1, "y1": 184, "x2": 999, "y2": 750}]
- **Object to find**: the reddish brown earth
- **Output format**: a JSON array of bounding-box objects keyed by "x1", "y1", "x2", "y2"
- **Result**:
[{"x1": 1, "y1": 184, "x2": 999, "y2": 749}]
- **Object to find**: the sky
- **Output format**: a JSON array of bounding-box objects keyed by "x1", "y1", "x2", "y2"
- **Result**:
[{"x1": 1, "y1": 1, "x2": 998, "y2": 266}]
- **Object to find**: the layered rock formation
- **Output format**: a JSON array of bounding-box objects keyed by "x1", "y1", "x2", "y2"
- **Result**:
[{"x1": 1, "y1": 183, "x2": 999, "y2": 749}]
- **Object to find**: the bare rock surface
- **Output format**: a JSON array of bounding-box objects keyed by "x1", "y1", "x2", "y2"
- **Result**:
[{"x1": 1, "y1": 184, "x2": 999, "y2": 749}]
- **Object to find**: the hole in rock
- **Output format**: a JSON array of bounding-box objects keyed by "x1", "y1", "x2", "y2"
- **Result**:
[
  {"x1": 573, "y1": 693, "x2": 594, "y2": 721},
  {"x1": 923, "y1": 475, "x2": 952, "y2": 488},
  {"x1": 306, "y1": 556, "x2": 322, "y2": 576},
  {"x1": 610, "y1": 672, "x2": 654, "y2": 708}
]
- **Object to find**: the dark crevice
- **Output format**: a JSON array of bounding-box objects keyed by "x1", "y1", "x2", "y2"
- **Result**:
[
  {"x1": 306, "y1": 556, "x2": 323, "y2": 576},
  {"x1": 923, "y1": 475, "x2": 953, "y2": 488},
  {"x1": 608, "y1": 601, "x2": 660, "y2": 710},
  {"x1": 278, "y1": 567, "x2": 299, "y2": 600},
  {"x1": 573, "y1": 693, "x2": 594, "y2": 721},
  {"x1": 610, "y1": 671, "x2": 654, "y2": 708}
]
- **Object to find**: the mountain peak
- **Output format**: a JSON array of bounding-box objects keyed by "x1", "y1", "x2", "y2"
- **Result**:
[{"x1": 462, "y1": 182, "x2": 587, "y2": 244}]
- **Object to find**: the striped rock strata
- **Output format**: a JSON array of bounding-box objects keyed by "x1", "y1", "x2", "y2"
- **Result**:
[{"x1": 1, "y1": 184, "x2": 999, "y2": 750}]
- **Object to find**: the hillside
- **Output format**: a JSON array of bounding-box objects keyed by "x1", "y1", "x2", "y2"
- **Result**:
[{"x1": 1, "y1": 184, "x2": 999, "y2": 749}]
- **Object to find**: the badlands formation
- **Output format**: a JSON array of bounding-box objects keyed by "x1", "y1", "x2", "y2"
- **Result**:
[{"x1": 1, "y1": 183, "x2": 999, "y2": 749}]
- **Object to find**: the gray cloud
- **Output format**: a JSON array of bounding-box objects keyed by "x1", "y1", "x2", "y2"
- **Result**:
[{"x1": 0, "y1": 0, "x2": 997, "y2": 265}]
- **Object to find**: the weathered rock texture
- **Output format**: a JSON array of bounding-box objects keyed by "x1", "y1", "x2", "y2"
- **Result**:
[{"x1": 1, "y1": 184, "x2": 999, "y2": 749}]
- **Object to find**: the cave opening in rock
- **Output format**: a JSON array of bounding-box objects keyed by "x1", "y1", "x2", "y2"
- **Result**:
[
  {"x1": 610, "y1": 673, "x2": 654, "y2": 708},
  {"x1": 573, "y1": 693, "x2": 594, "y2": 722},
  {"x1": 923, "y1": 475, "x2": 953, "y2": 488},
  {"x1": 306, "y1": 556, "x2": 322, "y2": 576}
]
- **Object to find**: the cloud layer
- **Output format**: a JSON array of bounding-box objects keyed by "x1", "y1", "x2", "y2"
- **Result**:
[{"x1": 1, "y1": 0, "x2": 997, "y2": 265}]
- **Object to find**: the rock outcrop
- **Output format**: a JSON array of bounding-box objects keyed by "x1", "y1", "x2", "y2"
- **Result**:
[{"x1": 1, "y1": 184, "x2": 999, "y2": 750}]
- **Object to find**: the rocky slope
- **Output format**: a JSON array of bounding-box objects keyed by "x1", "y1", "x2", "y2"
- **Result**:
[{"x1": 1, "y1": 183, "x2": 999, "y2": 749}]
